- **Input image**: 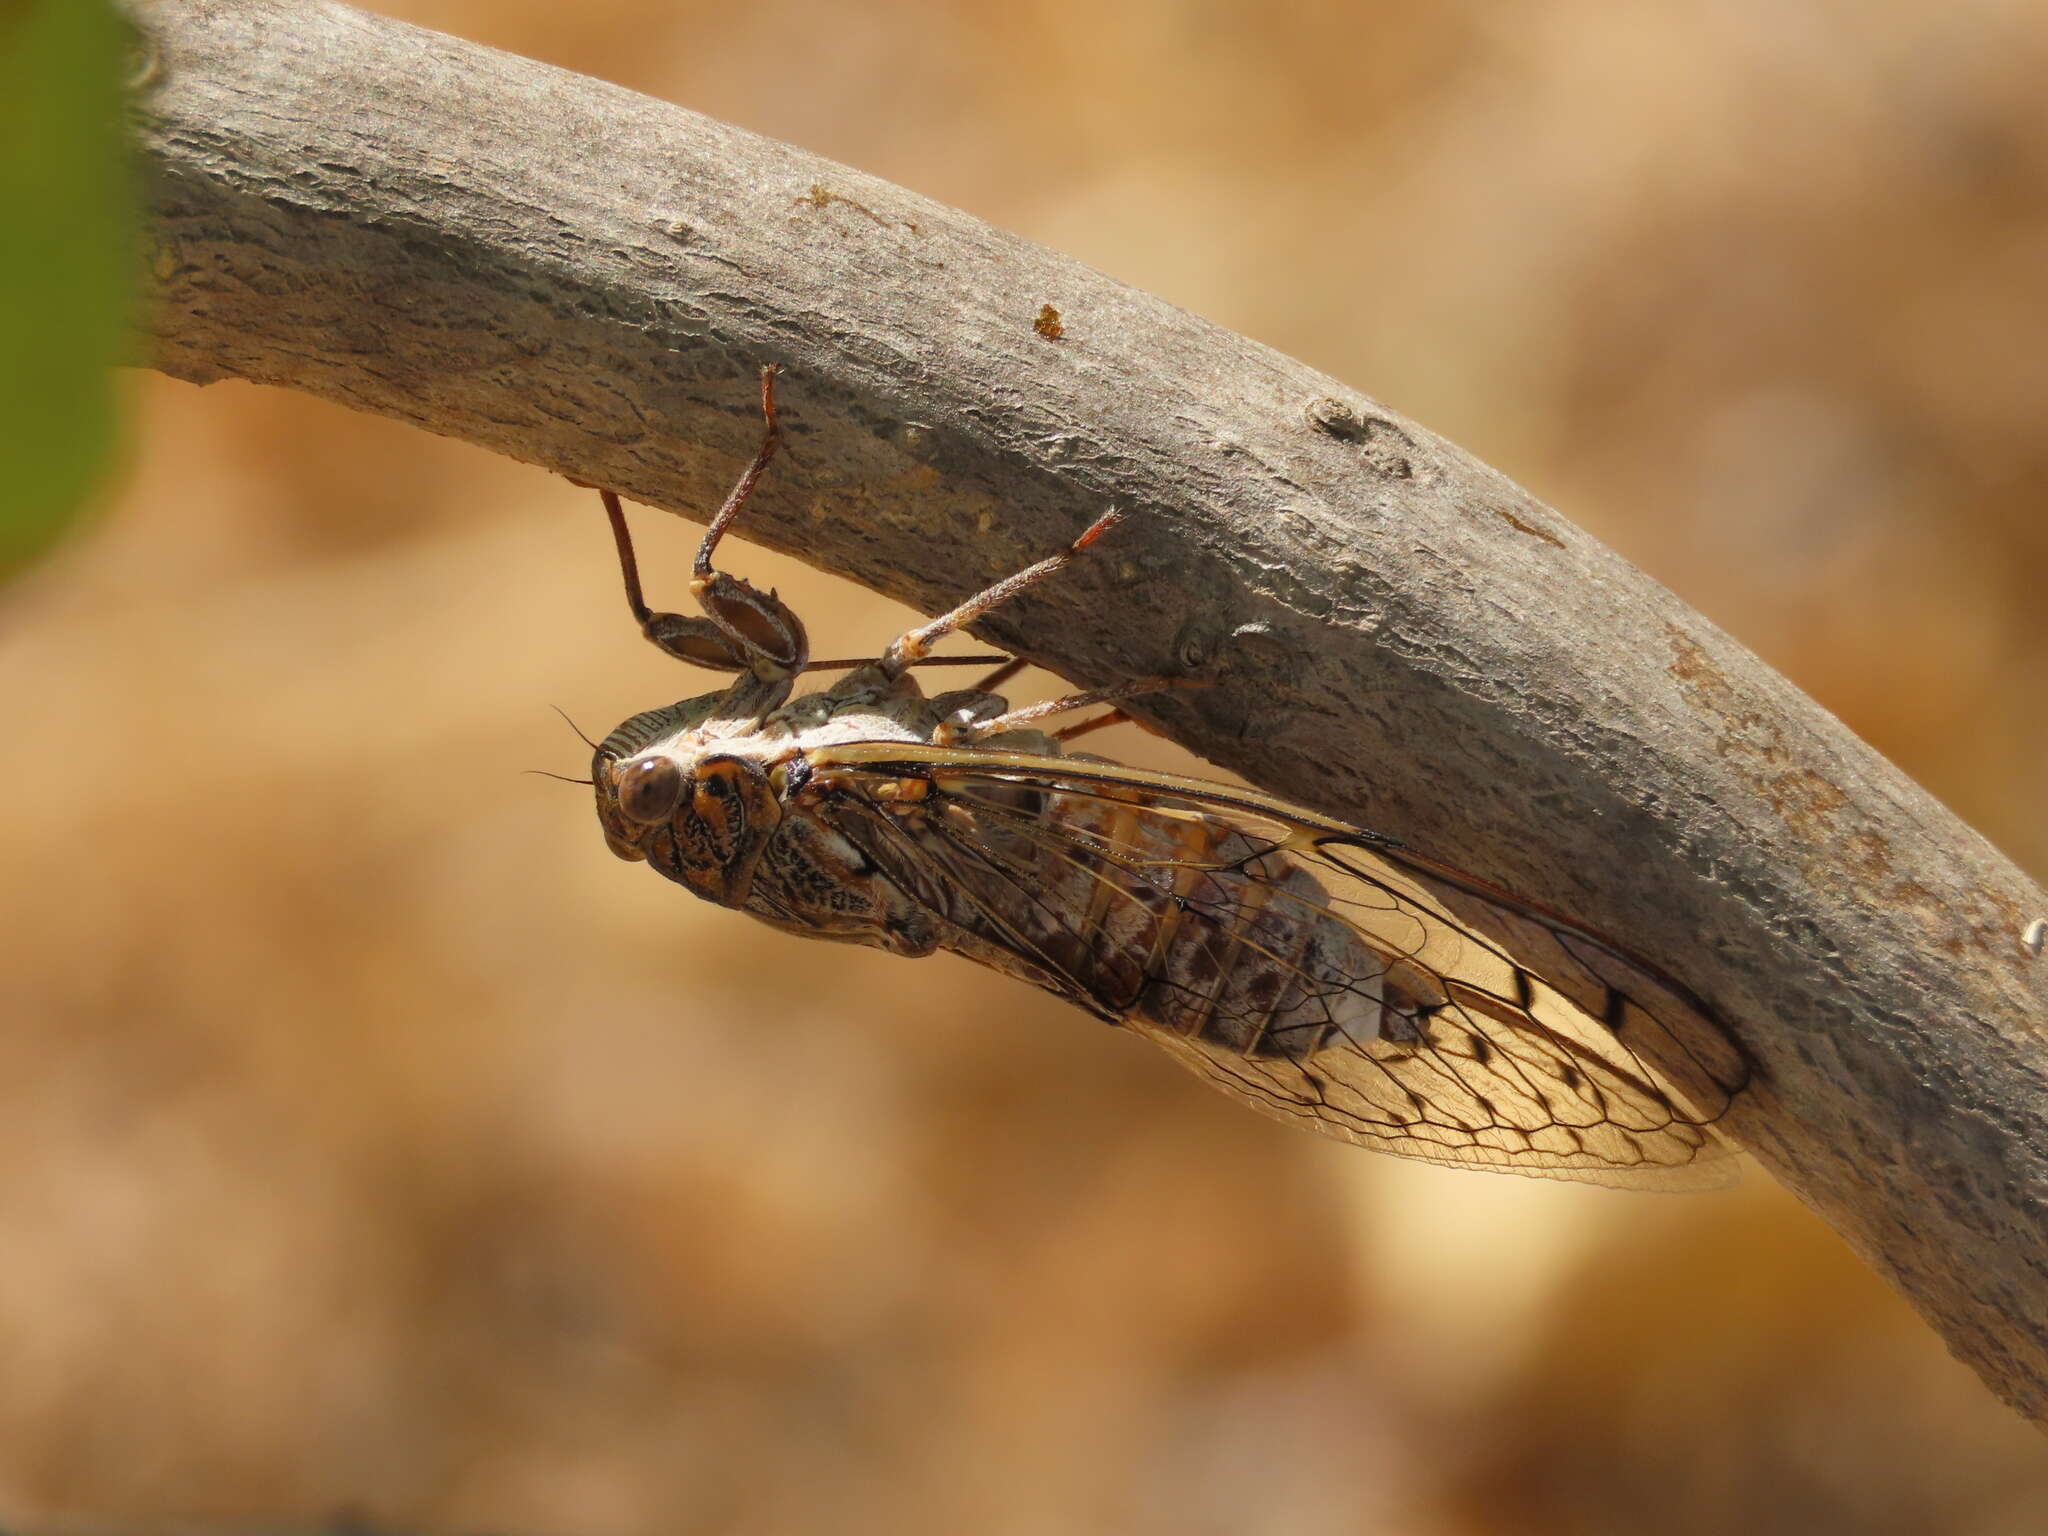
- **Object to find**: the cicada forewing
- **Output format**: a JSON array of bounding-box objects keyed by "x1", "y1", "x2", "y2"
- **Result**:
[{"x1": 802, "y1": 744, "x2": 1750, "y2": 1190}]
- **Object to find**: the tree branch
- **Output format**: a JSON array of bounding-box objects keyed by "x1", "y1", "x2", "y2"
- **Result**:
[{"x1": 127, "y1": 0, "x2": 2048, "y2": 1417}]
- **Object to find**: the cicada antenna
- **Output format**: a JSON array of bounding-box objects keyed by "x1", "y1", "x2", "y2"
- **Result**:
[{"x1": 550, "y1": 704, "x2": 601, "y2": 752}]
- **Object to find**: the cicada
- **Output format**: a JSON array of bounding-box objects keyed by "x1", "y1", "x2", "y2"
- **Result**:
[{"x1": 584, "y1": 368, "x2": 1749, "y2": 1189}]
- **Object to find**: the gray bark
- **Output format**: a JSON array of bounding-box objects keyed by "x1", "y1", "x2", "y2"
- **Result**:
[{"x1": 126, "y1": 0, "x2": 2048, "y2": 1418}]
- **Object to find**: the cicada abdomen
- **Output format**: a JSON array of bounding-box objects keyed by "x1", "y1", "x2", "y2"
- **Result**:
[
  {"x1": 582, "y1": 366, "x2": 1750, "y2": 1189},
  {"x1": 843, "y1": 764, "x2": 1388, "y2": 1053}
]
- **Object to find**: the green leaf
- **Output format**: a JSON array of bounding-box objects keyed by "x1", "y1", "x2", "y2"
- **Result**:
[{"x1": 0, "y1": 0, "x2": 136, "y2": 578}]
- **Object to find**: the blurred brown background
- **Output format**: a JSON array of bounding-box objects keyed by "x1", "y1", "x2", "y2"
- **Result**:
[{"x1": 5, "y1": 1, "x2": 2046, "y2": 1531}]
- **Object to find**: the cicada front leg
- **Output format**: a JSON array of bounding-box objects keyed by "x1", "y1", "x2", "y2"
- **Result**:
[
  {"x1": 595, "y1": 365, "x2": 1023, "y2": 680},
  {"x1": 598, "y1": 365, "x2": 810, "y2": 678}
]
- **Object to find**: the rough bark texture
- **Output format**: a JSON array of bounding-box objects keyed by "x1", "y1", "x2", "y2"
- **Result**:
[{"x1": 126, "y1": 0, "x2": 2048, "y2": 1417}]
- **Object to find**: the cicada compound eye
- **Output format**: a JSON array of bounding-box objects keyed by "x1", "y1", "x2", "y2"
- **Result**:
[{"x1": 616, "y1": 754, "x2": 685, "y2": 824}]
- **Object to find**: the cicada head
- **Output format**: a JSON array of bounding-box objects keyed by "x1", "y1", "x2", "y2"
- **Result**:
[{"x1": 591, "y1": 684, "x2": 787, "y2": 908}]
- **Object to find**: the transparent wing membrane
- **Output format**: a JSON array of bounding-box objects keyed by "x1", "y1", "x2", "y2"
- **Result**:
[{"x1": 808, "y1": 748, "x2": 1749, "y2": 1190}]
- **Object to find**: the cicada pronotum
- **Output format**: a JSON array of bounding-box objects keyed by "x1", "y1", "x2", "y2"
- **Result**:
[{"x1": 583, "y1": 368, "x2": 1750, "y2": 1189}]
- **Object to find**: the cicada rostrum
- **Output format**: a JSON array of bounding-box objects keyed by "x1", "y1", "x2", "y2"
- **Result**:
[{"x1": 584, "y1": 368, "x2": 1749, "y2": 1188}]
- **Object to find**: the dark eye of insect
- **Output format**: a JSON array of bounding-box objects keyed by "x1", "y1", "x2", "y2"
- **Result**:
[{"x1": 617, "y1": 756, "x2": 684, "y2": 823}]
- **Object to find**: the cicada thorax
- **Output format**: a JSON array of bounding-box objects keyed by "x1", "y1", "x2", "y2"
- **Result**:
[
  {"x1": 667, "y1": 756, "x2": 783, "y2": 906},
  {"x1": 744, "y1": 806, "x2": 949, "y2": 956}
]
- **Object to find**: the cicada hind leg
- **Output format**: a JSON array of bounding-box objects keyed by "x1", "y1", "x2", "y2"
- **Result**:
[{"x1": 930, "y1": 679, "x2": 1206, "y2": 747}]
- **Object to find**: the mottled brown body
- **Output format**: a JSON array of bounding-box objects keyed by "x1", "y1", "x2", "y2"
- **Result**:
[
  {"x1": 593, "y1": 663, "x2": 1748, "y2": 1187},
  {"x1": 601, "y1": 673, "x2": 1384, "y2": 1055},
  {"x1": 585, "y1": 367, "x2": 1749, "y2": 1188}
]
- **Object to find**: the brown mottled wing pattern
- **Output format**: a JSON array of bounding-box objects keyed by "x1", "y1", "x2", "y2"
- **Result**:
[{"x1": 806, "y1": 746, "x2": 1750, "y2": 1190}]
